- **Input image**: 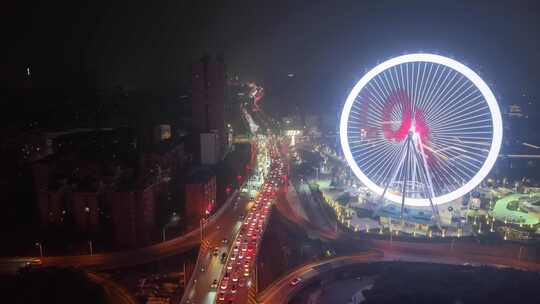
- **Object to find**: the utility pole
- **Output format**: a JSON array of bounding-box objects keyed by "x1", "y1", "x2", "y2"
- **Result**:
[
  {"x1": 88, "y1": 240, "x2": 93, "y2": 255},
  {"x1": 200, "y1": 218, "x2": 204, "y2": 242},
  {"x1": 35, "y1": 242, "x2": 43, "y2": 258}
]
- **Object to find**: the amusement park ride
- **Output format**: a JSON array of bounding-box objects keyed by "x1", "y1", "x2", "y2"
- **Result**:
[{"x1": 340, "y1": 54, "x2": 503, "y2": 226}]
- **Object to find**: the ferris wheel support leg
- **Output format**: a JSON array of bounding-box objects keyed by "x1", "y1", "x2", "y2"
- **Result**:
[
  {"x1": 411, "y1": 139, "x2": 442, "y2": 230},
  {"x1": 379, "y1": 142, "x2": 408, "y2": 204},
  {"x1": 400, "y1": 136, "x2": 412, "y2": 220}
]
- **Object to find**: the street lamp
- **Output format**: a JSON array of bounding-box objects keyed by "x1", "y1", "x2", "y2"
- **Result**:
[
  {"x1": 35, "y1": 242, "x2": 43, "y2": 258},
  {"x1": 518, "y1": 246, "x2": 524, "y2": 261}
]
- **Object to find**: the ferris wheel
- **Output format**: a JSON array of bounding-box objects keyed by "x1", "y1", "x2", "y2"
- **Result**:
[{"x1": 339, "y1": 53, "x2": 503, "y2": 216}]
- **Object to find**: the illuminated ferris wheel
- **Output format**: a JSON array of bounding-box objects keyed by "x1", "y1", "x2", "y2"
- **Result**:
[{"x1": 339, "y1": 53, "x2": 503, "y2": 216}]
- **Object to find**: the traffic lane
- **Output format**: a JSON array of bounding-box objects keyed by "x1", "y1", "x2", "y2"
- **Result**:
[
  {"x1": 261, "y1": 244, "x2": 540, "y2": 303},
  {"x1": 373, "y1": 240, "x2": 540, "y2": 271},
  {"x1": 184, "y1": 195, "x2": 249, "y2": 303},
  {"x1": 217, "y1": 161, "x2": 285, "y2": 303},
  {"x1": 189, "y1": 251, "x2": 223, "y2": 303},
  {"x1": 258, "y1": 251, "x2": 383, "y2": 304}
]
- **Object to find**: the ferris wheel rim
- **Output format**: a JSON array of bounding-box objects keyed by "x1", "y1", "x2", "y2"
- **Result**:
[{"x1": 340, "y1": 53, "x2": 503, "y2": 206}]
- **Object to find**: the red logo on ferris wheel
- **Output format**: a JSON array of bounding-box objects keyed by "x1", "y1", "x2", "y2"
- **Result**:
[{"x1": 382, "y1": 89, "x2": 429, "y2": 143}]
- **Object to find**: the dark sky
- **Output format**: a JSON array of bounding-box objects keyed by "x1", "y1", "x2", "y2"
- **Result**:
[{"x1": 5, "y1": 0, "x2": 540, "y2": 113}]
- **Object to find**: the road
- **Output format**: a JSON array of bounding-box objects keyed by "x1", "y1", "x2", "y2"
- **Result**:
[
  {"x1": 180, "y1": 193, "x2": 250, "y2": 304},
  {"x1": 258, "y1": 242, "x2": 540, "y2": 304},
  {"x1": 182, "y1": 96, "x2": 287, "y2": 304},
  {"x1": 87, "y1": 272, "x2": 137, "y2": 304},
  {"x1": 258, "y1": 251, "x2": 383, "y2": 304},
  {"x1": 0, "y1": 189, "x2": 245, "y2": 273}
]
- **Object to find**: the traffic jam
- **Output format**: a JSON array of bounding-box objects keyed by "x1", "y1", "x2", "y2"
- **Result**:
[{"x1": 217, "y1": 148, "x2": 286, "y2": 303}]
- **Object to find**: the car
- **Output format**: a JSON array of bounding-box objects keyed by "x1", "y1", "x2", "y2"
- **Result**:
[
  {"x1": 220, "y1": 278, "x2": 229, "y2": 290},
  {"x1": 221, "y1": 252, "x2": 227, "y2": 263},
  {"x1": 218, "y1": 292, "x2": 226, "y2": 301},
  {"x1": 26, "y1": 258, "x2": 42, "y2": 266},
  {"x1": 290, "y1": 277, "x2": 302, "y2": 286},
  {"x1": 211, "y1": 279, "x2": 218, "y2": 289}
]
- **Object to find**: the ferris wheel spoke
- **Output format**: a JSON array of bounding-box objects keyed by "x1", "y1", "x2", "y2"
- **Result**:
[
  {"x1": 413, "y1": 62, "x2": 430, "y2": 113},
  {"x1": 350, "y1": 139, "x2": 393, "y2": 152},
  {"x1": 429, "y1": 156, "x2": 465, "y2": 191},
  {"x1": 428, "y1": 87, "x2": 483, "y2": 124},
  {"x1": 359, "y1": 148, "x2": 402, "y2": 183},
  {"x1": 372, "y1": 73, "x2": 392, "y2": 100},
  {"x1": 428, "y1": 140, "x2": 485, "y2": 167},
  {"x1": 350, "y1": 139, "x2": 395, "y2": 154},
  {"x1": 432, "y1": 121, "x2": 492, "y2": 132},
  {"x1": 353, "y1": 139, "x2": 400, "y2": 161},
  {"x1": 423, "y1": 139, "x2": 484, "y2": 188},
  {"x1": 430, "y1": 116, "x2": 492, "y2": 132},
  {"x1": 430, "y1": 112, "x2": 492, "y2": 133},
  {"x1": 434, "y1": 129, "x2": 493, "y2": 135},
  {"x1": 352, "y1": 100, "x2": 384, "y2": 117},
  {"x1": 431, "y1": 137, "x2": 491, "y2": 155},
  {"x1": 445, "y1": 154, "x2": 481, "y2": 178},
  {"x1": 427, "y1": 86, "x2": 480, "y2": 123},
  {"x1": 421, "y1": 70, "x2": 462, "y2": 119},
  {"x1": 381, "y1": 143, "x2": 410, "y2": 195},
  {"x1": 431, "y1": 153, "x2": 475, "y2": 186},
  {"x1": 424, "y1": 77, "x2": 473, "y2": 122},
  {"x1": 430, "y1": 103, "x2": 488, "y2": 129},
  {"x1": 385, "y1": 68, "x2": 410, "y2": 112},
  {"x1": 383, "y1": 68, "x2": 399, "y2": 95},
  {"x1": 426, "y1": 160, "x2": 456, "y2": 194},
  {"x1": 354, "y1": 92, "x2": 385, "y2": 115},
  {"x1": 390, "y1": 67, "x2": 402, "y2": 91},
  {"x1": 418, "y1": 67, "x2": 452, "y2": 120},
  {"x1": 423, "y1": 77, "x2": 465, "y2": 121},
  {"x1": 416, "y1": 63, "x2": 437, "y2": 112},
  {"x1": 352, "y1": 141, "x2": 399, "y2": 163},
  {"x1": 363, "y1": 144, "x2": 404, "y2": 183},
  {"x1": 366, "y1": 82, "x2": 390, "y2": 111}
]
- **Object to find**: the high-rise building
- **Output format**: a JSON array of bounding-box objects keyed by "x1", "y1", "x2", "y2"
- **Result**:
[
  {"x1": 191, "y1": 55, "x2": 226, "y2": 158},
  {"x1": 185, "y1": 170, "x2": 216, "y2": 230},
  {"x1": 200, "y1": 132, "x2": 219, "y2": 165}
]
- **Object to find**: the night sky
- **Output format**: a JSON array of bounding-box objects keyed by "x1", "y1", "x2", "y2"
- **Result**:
[{"x1": 5, "y1": 0, "x2": 540, "y2": 114}]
